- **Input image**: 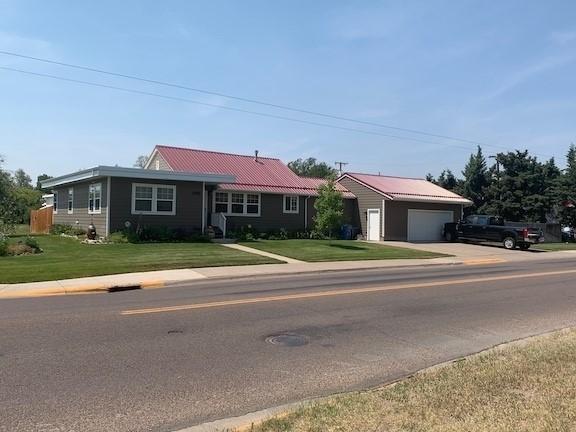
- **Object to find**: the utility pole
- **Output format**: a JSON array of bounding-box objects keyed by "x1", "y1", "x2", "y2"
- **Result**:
[
  {"x1": 489, "y1": 155, "x2": 502, "y2": 215},
  {"x1": 335, "y1": 161, "x2": 348, "y2": 176}
]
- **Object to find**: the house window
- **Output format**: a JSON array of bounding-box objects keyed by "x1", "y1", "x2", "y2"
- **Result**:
[
  {"x1": 247, "y1": 194, "x2": 260, "y2": 214},
  {"x1": 283, "y1": 195, "x2": 299, "y2": 214},
  {"x1": 131, "y1": 183, "x2": 176, "y2": 215},
  {"x1": 213, "y1": 191, "x2": 261, "y2": 216},
  {"x1": 67, "y1": 188, "x2": 74, "y2": 214},
  {"x1": 231, "y1": 193, "x2": 245, "y2": 214},
  {"x1": 53, "y1": 191, "x2": 58, "y2": 214},
  {"x1": 215, "y1": 192, "x2": 229, "y2": 213},
  {"x1": 88, "y1": 183, "x2": 102, "y2": 214}
]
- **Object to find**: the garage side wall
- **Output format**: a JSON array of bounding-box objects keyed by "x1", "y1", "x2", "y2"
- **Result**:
[
  {"x1": 338, "y1": 177, "x2": 384, "y2": 239},
  {"x1": 385, "y1": 201, "x2": 461, "y2": 241}
]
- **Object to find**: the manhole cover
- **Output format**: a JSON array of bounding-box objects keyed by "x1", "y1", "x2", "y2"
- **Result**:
[{"x1": 266, "y1": 334, "x2": 309, "y2": 347}]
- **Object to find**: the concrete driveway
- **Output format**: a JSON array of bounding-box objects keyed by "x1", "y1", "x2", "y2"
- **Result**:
[{"x1": 382, "y1": 240, "x2": 548, "y2": 261}]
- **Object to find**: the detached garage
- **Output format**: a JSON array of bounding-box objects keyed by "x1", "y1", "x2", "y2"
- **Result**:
[{"x1": 337, "y1": 173, "x2": 472, "y2": 242}]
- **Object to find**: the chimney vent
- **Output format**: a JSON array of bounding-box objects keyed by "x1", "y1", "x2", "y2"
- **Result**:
[{"x1": 254, "y1": 150, "x2": 259, "y2": 162}]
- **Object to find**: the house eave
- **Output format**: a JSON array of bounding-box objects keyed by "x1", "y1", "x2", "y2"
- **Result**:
[{"x1": 41, "y1": 166, "x2": 235, "y2": 189}]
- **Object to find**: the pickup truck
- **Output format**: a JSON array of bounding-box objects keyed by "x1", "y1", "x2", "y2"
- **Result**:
[{"x1": 443, "y1": 215, "x2": 544, "y2": 250}]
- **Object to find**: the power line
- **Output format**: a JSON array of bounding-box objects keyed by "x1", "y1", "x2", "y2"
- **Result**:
[
  {"x1": 0, "y1": 49, "x2": 522, "y2": 153},
  {"x1": 0, "y1": 66, "x2": 478, "y2": 152}
]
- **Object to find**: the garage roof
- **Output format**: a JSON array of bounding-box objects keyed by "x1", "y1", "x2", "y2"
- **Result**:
[{"x1": 340, "y1": 172, "x2": 472, "y2": 205}]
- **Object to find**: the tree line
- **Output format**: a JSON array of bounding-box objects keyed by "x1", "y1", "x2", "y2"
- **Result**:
[{"x1": 427, "y1": 145, "x2": 576, "y2": 226}]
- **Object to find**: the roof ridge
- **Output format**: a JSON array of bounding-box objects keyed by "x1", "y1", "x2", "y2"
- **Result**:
[
  {"x1": 345, "y1": 171, "x2": 425, "y2": 181},
  {"x1": 156, "y1": 145, "x2": 280, "y2": 161}
]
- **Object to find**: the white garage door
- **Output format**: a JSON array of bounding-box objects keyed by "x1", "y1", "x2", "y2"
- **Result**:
[{"x1": 407, "y1": 210, "x2": 453, "y2": 242}]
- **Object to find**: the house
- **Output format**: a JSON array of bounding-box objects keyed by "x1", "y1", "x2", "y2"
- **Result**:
[
  {"x1": 338, "y1": 172, "x2": 472, "y2": 241},
  {"x1": 42, "y1": 144, "x2": 471, "y2": 241},
  {"x1": 42, "y1": 145, "x2": 357, "y2": 238}
]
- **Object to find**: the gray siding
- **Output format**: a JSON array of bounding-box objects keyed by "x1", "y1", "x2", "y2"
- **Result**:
[
  {"x1": 109, "y1": 177, "x2": 204, "y2": 233},
  {"x1": 338, "y1": 177, "x2": 384, "y2": 239},
  {"x1": 146, "y1": 152, "x2": 171, "y2": 170},
  {"x1": 53, "y1": 180, "x2": 109, "y2": 236},
  {"x1": 385, "y1": 201, "x2": 462, "y2": 241}
]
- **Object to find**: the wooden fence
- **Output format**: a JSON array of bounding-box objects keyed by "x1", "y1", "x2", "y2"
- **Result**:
[{"x1": 30, "y1": 206, "x2": 53, "y2": 234}]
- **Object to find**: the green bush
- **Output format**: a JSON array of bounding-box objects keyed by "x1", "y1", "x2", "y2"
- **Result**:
[
  {"x1": 24, "y1": 236, "x2": 40, "y2": 250},
  {"x1": 50, "y1": 224, "x2": 86, "y2": 236},
  {"x1": 110, "y1": 226, "x2": 210, "y2": 243},
  {"x1": 108, "y1": 232, "x2": 129, "y2": 243},
  {"x1": 0, "y1": 236, "x2": 8, "y2": 257}
]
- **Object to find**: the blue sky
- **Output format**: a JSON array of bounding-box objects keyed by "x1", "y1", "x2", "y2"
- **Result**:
[{"x1": 1, "y1": 0, "x2": 575, "y2": 181}]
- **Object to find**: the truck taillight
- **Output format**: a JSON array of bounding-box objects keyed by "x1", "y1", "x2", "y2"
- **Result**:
[{"x1": 522, "y1": 228, "x2": 529, "y2": 239}]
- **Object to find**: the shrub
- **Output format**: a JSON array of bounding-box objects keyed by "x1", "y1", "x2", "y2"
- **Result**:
[
  {"x1": 51, "y1": 224, "x2": 86, "y2": 236},
  {"x1": 24, "y1": 236, "x2": 40, "y2": 251},
  {"x1": 108, "y1": 232, "x2": 129, "y2": 243},
  {"x1": 111, "y1": 226, "x2": 210, "y2": 243},
  {"x1": 0, "y1": 236, "x2": 8, "y2": 257}
]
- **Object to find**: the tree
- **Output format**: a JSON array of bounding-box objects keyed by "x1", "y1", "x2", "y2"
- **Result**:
[
  {"x1": 313, "y1": 179, "x2": 344, "y2": 238},
  {"x1": 36, "y1": 174, "x2": 52, "y2": 190},
  {"x1": 436, "y1": 169, "x2": 459, "y2": 191},
  {"x1": 288, "y1": 158, "x2": 338, "y2": 179},
  {"x1": 12, "y1": 187, "x2": 42, "y2": 224},
  {"x1": 460, "y1": 146, "x2": 489, "y2": 214},
  {"x1": 554, "y1": 144, "x2": 576, "y2": 226},
  {"x1": 134, "y1": 155, "x2": 149, "y2": 168},
  {"x1": 13, "y1": 168, "x2": 32, "y2": 188},
  {"x1": 0, "y1": 157, "x2": 17, "y2": 234}
]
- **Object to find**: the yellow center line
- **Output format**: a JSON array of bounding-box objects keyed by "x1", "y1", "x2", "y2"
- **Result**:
[{"x1": 120, "y1": 268, "x2": 576, "y2": 316}]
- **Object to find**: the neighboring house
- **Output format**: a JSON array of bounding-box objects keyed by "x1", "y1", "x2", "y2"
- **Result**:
[
  {"x1": 42, "y1": 145, "x2": 471, "y2": 241},
  {"x1": 338, "y1": 172, "x2": 472, "y2": 241}
]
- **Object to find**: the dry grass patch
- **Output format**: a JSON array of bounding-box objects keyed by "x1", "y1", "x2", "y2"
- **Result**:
[{"x1": 253, "y1": 329, "x2": 576, "y2": 432}]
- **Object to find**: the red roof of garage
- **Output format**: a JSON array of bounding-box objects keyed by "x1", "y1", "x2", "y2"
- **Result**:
[
  {"x1": 153, "y1": 145, "x2": 355, "y2": 198},
  {"x1": 341, "y1": 172, "x2": 472, "y2": 205}
]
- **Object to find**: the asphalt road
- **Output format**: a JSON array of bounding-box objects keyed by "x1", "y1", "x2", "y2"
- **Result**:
[{"x1": 2, "y1": 258, "x2": 576, "y2": 432}]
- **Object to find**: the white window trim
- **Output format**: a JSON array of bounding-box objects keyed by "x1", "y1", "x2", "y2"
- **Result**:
[
  {"x1": 67, "y1": 187, "x2": 74, "y2": 214},
  {"x1": 131, "y1": 183, "x2": 177, "y2": 216},
  {"x1": 283, "y1": 195, "x2": 299, "y2": 214},
  {"x1": 53, "y1": 191, "x2": 58, "y2": 214},
  {"x1": 88, "y1": 183, "x2": 102, "y2": 215},
  {"x1": 212, "y1": 191, "x2": 261, "y2": 217}
]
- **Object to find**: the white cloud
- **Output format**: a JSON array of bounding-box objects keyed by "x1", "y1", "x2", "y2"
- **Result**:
[{"x1": 550, "y1": 30, "x2": 576, "y2": 44}]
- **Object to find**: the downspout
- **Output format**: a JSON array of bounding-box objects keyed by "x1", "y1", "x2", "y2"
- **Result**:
[
  {"x1": 105, "y1": 176, "x2": 111, "y2": 237},
  {"x1": 201, "y1": 182, "x2": 206, "y2": 233},
  {"x1": 304, "y1": 196, "x2": 311, "y2": 230}
]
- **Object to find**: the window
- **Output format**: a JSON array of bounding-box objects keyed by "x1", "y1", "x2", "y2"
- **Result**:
[
  {"x1": 213, "y1": 191, "x2": 260, "y2": 216},
  {"x1": 215, "y1": 192, "x2": 229, "y2": 213},
  {"x1": 231, "y1": 193, "x2": 245, "y2": 214},
  {"x1": 53, "y1": 191, "x2": 58, "y2": 214},
  {"x1": 283, "y1": 195, "x2": 299, "y2": 214},
  {"x1": 247, "y1": 194, "x2": 260, "y2": 214},
  {"x1": 131, "y1": 183, "x2": 176, "y2": 215},
  {"x1": 88, "y1": 183, "x2": 102, "y2": 214},
  {"x1": 67, "y1": 188, "x2": 74, "y2": 214}
]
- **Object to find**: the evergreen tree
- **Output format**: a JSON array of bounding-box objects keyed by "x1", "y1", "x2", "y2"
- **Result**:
[{"x1": 460, "y1": 146, "x2": 489, "y2": 214}]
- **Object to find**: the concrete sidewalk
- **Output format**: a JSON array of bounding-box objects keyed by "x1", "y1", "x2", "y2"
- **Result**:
[{"x1": 0, "y1": 256, "x2": 462, "y2": 299}]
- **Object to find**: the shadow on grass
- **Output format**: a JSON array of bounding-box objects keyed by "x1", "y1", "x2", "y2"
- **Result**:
[{"x1": 328, "y1": 243, "x2": 367, "y2": 251}]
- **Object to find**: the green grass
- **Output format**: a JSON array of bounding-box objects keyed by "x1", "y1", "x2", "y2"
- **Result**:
[
  {"x1": 254, "y1": 329, "x2": 576, "y2": 432},
  {"x1": 0, "y1": 236, "x2": 279, "y2": 284},
  {"x1": 534, "y1": 242, "x2": 576, "y2": 251},
  {"x1": 10, "y1": 224, "x2": 30, "y2": 236},
  {"x1": 239, "y1": 239, "x2": 448, "y2": 262}
]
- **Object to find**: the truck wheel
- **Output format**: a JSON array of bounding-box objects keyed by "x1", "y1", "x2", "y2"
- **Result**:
[
  {"x1": 519, "y1": 243, "x2": 531, "y2": 250},
  {"x1": 503, "y1": 237, "x2": 516, "y2": 250}
]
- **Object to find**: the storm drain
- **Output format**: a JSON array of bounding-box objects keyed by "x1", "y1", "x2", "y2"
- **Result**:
[{"x1": 265, "y1": 334, "x2": 309, "y2": 347}]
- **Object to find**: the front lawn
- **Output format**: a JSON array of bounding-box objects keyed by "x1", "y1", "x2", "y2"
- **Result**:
[
  {"x1": 535, "y1": 242, "x2": 576, "y2": 251},
  {"x1": 255, "y1": 329, "x2": 576, "y2": 432},
  {"x1": 0, "y1": 236, "x2": 279, "y2": 284},
  {"x1": 239, "y1": 239, "x2": 448, "y2": 262}
]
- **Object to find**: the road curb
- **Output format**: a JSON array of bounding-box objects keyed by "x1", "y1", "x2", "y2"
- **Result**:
[{"x1": 0, "y1": 261, "x2": 465, "y2": 299}]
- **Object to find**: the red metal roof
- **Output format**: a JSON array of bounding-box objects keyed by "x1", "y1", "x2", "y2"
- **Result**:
[
  {"x1": 154, "y1": 145, "x2": 355, "y2": 198},
  {"x1": 343, "y1": 172, "x2": 472, "y2": 204}
]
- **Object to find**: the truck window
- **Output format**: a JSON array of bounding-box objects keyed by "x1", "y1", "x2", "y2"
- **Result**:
[
  {"x1": 465, "y1": 216, "x2": 477, "y2": 224},
  {"x1": 476, "y1": 216, "x2": 489, "y2": 225},
  {"x1": 489, "y1": 216, "x2": 504, "y2": 226}
]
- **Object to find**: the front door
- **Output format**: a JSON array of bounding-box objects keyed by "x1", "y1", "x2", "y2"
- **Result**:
[{"x1": 367, "y1": 209, "x2": 381, "y2": 241}]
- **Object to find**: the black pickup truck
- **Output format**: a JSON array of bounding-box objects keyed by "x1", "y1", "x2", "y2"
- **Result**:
[{"x1": 443, "y1": 215, "x2": 544, "y2": 250}]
